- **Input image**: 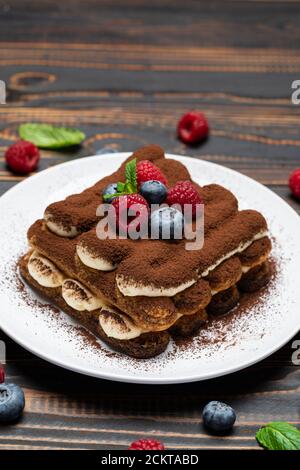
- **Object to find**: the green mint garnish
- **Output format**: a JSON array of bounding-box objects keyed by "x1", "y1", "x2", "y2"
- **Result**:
[
  {"x1": 19, "y1": 123, "x2": 85, "y2": 149},
  {"x1": 103, "y1": 158, "x2": 137, "y2": 201},
  {"x1": 125, "y1": 158, "x2": 137, "y2": 193},
  {"x1": 117, "y1": 182, "x2": 125, "y2": 192},
  {"x1": 256, "y1": 422, "x2": 300, "y2": 450}
]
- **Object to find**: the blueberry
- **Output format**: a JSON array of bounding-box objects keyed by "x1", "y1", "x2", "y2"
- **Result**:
[
  {"x1": 0, "y1": 383, "x2": 25, "y2": 423},
  {"x1": 140, "y1": 180, "x2": 167, "y2": 205},
  {"x1": 202, "y1": 401, "x2": 236, "y2": 432},
  {"x1": 150, "y1": 207, "x2": 184, "y2": 240},
  {"x1": 102, "y1": 182, "x2": 118, "y2": 203}
]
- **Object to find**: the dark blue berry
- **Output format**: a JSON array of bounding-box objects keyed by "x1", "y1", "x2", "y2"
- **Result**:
[
  {"x1": 140, "y1": 180, "x2": 167, "y2": 205},
  {"x1": 0, "y1": 383, "x2": 25, "y2": 423},
  {"x1": 102, "y1": 183, "x2": 118, "y2": 203},
  {"x1": 202, "y1": 401, "x2": 236, "y2": 432},
  {"x1": 150, "y1": 207, "x2": 184, "y2": 240}
]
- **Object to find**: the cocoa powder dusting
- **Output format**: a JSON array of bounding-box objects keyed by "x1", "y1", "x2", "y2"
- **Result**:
[
  {"x1": 8, "y1": 252, "x2": 279, "y2": 370},
  {"x1": 29, "y1": 146, "x2": 267, "y2": 293}
]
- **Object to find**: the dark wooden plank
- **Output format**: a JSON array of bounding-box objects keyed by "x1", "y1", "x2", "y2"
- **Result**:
[
  {"x1": 1, "y1": 330, "x2": 299, "y2": 450},
  {"x1": 0, "y1": 0, "x2": 299, "y2": 451},
  {"x1": 1, "y1": 0, "x2": 300, "y2": 48}
]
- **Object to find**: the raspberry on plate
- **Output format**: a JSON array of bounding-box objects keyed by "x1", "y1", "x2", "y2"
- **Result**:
[
  {"x1": 5, "y1": 140, "x2": 40, "y2": 175},
  {"x1": 177, "y1": 111, "x2": 209, "y2": 145},
  {"x1": 110, "y1": 194, "x2": 149, "y2": 236},
  {"x1": 166, "y1": 180, "x2": 203, "y2": 216},
  {"x1": 137, "y1": 160, "x2": 167, "y2": 187},
  {"x1": 289, "y1": 168, "x2": 300, "y2": 200},
  {"x1": 128, "y1": 438, "x2": 165, "y2": 450}
]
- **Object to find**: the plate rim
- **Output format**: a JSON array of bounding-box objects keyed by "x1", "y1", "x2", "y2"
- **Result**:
[{"x1": 0, "y1": 152, "x2": 299, "y2": 384}]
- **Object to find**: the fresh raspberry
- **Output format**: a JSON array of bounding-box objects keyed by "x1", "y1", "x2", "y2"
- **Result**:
[
  {"x1": 5, "y1": 140, "x2": 40, "y2": 175},
  {"x1": 177, "y1": 111, "x2": 209, "y2": 145},
  {"x1": 111, "y1": 194, "x2": 149, "y2": 236},
  {"x1": 0, "y1": 365, "x2": 4, "y2": 384},
  {"x1": 128, "y1": 439, "x2": 165, "y2": 450},
  {"x1": 166, "y1": 181, "x2": 203, "y2": 216},
  {"x1": 289, "y1": 168, "x2": 300, "y2": 200},
  {"x1": 137, "y1": 160, "x2": 167, "y2": 187}
]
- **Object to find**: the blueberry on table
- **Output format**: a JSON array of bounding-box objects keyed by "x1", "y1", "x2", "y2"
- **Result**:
[
  {"x1": 102, "y1": 183, "x2": 118, "y2": 203},
  {"x1": 0, "y1": 383, "x2": 25, "y2": 423},
  {"x1": 150, "y1": 207, "x2": 184, "y2": 240},
  {"x1": 140, "y1": 180, "x2": 167, "y2": 205},
  {"x1": 202, "y1": 401, "x2": 236, "y2": 432}
]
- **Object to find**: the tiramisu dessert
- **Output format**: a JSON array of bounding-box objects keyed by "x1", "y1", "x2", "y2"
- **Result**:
[{"x1": 19, "y1": 145, "x2": 272, "y2": 358}]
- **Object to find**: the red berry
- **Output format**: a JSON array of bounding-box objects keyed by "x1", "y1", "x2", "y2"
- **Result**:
[
  {"x1": 0, "y1": 365, "x2": 4, "y2": 384},
  {"x1": 111, "y1": 194, "x2": 149, "y2": 235},
  {"x1": 289, "y1": 168, "x2": 300, "y2": 200},
  {"x1": 128, "y1": 439, "x2": 165, "y2": 450},
  {"x1": 166, "y1": 181, "x2": 203, "y2": 216},
  {"x1": 5, "y1": 140, "x2": 40, "y2": 175},
  {"x1": 177, "y1": 111, "x2": 209, "y2": 145},
  {"x1": 137, "y1": 160, "x2": 167, "y2": 187}
]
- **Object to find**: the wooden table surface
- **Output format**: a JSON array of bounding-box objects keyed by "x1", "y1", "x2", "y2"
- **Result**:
[{"x1": 0, "y1": 0, "x2": 299, "y2": 450}]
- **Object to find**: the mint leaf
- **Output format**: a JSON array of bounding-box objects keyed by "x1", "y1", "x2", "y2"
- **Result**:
[
  {"x1": 103, "y1": 191, "x2": 128, "y2": 201},
  {"x1": 256, "y1": 422, "x2": 300, "y2": 450},
  {"x1": 103, "y1": 158, "x2": 137, "y2": 201},
  {"x1": 117, "y1": 182, "x2": 125, "y2": 192},
  {"x1": 19, "y1": 123, "x2": 85, "y2": 149},
  {"x1": 125, "y1": 158, "x2": 137, "y2": 193}
]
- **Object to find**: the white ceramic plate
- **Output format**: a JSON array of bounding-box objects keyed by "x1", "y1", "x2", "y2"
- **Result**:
[{"x1": 0, "y1": 153, "x2": 299, "y2": 384}]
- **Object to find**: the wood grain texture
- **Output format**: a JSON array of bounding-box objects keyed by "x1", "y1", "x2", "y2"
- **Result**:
[{"x1": 0, "y1": 0, "x2": 299, "y2": 450}]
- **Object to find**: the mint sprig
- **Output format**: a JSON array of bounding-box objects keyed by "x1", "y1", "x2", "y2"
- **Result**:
[
  {"x1": 103, "y1": 158, "x2": 137, "y2": 200},
  {"x1": 125, "y1": 157, "x2": 137, "y2": 192},
  {"x1": 256, "y1": 422, "x2": 300, "y2": 450},
  {"x1": 19, "y1": 123, "x2": 85, "y2": 149}
]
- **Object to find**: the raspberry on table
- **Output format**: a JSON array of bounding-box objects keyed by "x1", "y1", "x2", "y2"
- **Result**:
[
  {"x1": 5, "y1": 140, "x2": 40, "y2": 175},
  {"x1": 128, "y1": 438, "x2": 165, "y2": 450},
  {"x1": 177, "y1": 111, "x2": 209, "y2": 145},
  {"x1": 0, "y1": 365, "x2": 4, "y2": 384},
  {"x1": 289, "y1": 168, "x2": 300, "y2": 200},
  {"x1": 111, "y1": 194, "x2": 149, "y2": 236},
  {"x1": 166, "y1": 180, "x2": 203, "y2": 216},
  {"x1": 137, "y1": 160, "x2": 167, "y2": 187}
]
